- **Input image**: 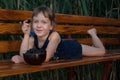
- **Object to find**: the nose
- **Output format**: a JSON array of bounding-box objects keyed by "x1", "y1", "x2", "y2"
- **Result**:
[{"x1": 37, "y1": 22, "x2": 42, "y2": 28}]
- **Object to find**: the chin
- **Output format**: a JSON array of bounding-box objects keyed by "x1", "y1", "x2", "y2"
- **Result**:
[
  {"x1": 36, "y1": 34, "x2": 43, "y2": 37},
  {"x1": 34, "y1": 32, "x2": 42, "y2": 36}
]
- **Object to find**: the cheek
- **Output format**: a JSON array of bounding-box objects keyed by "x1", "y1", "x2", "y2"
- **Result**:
[
  {"x1": 32, "y1": 23, "x2": 37, "y2": 29},
  {"x1": 41, "y1": 24, "x2": 50, "y2": 30},
  {"x1": 44, "y1": 26, "x2": 49, "y2": 30}
]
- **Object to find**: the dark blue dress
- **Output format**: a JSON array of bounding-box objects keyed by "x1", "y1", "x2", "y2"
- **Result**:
[{"x1": 30, "y1": 30, "x2": 82, "y2": 60}]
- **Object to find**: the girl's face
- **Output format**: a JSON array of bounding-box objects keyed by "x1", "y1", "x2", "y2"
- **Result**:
[{"x1": 32, "y1": 13, "x2": 53, "y2": 37}]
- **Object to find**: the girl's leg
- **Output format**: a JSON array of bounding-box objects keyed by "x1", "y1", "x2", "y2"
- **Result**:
[
  {"x1": 11, "y1": 55, "x2": 25, "y2": 63},
  {"x1": 82, "y1": 28, "x2": 105, "y2": 56}
]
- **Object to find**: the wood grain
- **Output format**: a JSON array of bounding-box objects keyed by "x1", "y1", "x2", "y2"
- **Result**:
[
  {"x1": 0, "y1": 9, "x2": 120, "y2": 26},
  {"x1": 55, "y1": 14, "x2": 120, "y2": 26},
  {"x1": 0, "y1": 9, "x2": 32, "y2": 21},
  {"x1": 0, "y1": 38, "x2": 119, "y2": 53},
  {"x1": 0, "y1": 40, "x2": 21, "y2": 53},
  {"x1": 0, "y1": 50, "x2": 120, "y2": 77},
  {"x1": 0, "y1": 23, "x2": 22, "y2": 35},
  {"x1": 0, "y1": 23, "x2": 120, "y2": 35}
]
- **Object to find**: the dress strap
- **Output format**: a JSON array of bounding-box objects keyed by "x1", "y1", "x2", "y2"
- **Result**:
[
  {"x1": 41, "y1": 31, "x2": 53, "y2": 50},
  {"x1": 34, "y1": 31, "x2": 53, "y2": 50},
  {"x1": 34, "y1": 35, "x2": 39, "y2": 49}
]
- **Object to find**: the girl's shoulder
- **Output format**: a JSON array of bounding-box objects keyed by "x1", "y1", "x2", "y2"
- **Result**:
[
  {"x1": 49, "y1": 31, "x2": 61, "y2": 41},
  {"x1": 50, "y1": 31, "x2": 60, "y2": 36}
]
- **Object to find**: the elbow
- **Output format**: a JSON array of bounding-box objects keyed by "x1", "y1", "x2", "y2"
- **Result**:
[{"x1": 99, "y1": 49, "x2": 106, "y2": 56}]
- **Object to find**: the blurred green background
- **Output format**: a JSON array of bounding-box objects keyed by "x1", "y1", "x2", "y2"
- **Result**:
[
  {"x1": 0, "y1": 0, "x2": 120, "y2": 80},
  {"x1": 0, "y1": 0, "x2": 119, "y2": 18}
]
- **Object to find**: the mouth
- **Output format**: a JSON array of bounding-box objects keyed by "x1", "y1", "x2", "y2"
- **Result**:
[
  {"x1": 36, "y1": 29, "x2": 42, "y2": 31},
  {"x1": 36, "y1": 29, "x2": 43, "y2": 31},
  {"x1": 35, "y1": 29, "x2": 43, "y2": 34}
]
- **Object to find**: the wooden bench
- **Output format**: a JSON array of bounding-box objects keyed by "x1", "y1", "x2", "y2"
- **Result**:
[{"x1": 0, "y1": 9, "x2": 120, "y2": 80}]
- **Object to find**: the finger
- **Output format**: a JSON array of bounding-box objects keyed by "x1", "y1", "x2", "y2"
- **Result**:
[
  {"x1": 26, "y1": 20, "x2": 31, "y2": 23},
  {"x1": 23, "y1": 20, "x2": 31, "y2": 24},
  {"x1": 22, "y1": 24, "x2": 30, "y2": 31},
  {"x1": 26, "y1": 26, "x2": 31, "y2": 32},
  {"x1": 23, "y1": 20, "x2": 29, "y2": 24}
]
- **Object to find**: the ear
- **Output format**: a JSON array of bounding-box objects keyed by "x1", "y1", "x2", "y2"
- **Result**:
[{"x1": 50, "y1": 26, "x2": 53, "y2": 30}]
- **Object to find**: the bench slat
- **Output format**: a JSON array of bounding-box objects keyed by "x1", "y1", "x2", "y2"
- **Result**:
[
  {"x1": 0, "y1": 9, "x2": 32, "y2": 21},
  {"x1": 0, "y1": 38, "x2": 119, "y2": 53},
  {"x1": 0, "y1": 50, "x2": 120, "y2": 77},
  {"x1": 76, "y1": 38, "x2": 120, "y2": 46},
  {"x1": 56, "y1": 25, "x2": 120, "y2": 34},
  {"x1": 56, "y1": 14, "x2": 120, "y2": 26},
  {"x1": 0, "y1": 9, "x2": 120, "y2": 26},
  {"x1": 0, "y1": 23, "x2": 22, "y2": 35},
  {"x1": 0, "y1": 41, "x2": 21, "y2": 53},
  {"x1": 0, "y1": 23, "x2": 120, "y2": 35}
]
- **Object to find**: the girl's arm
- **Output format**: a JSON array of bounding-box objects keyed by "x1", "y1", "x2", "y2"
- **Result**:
[
  {"x1": 20, "y1": 26, "x2": 34, "y2": 57},
  {"x1": 11, "y1": 20, "x2": 34, "y2": 63},
  {"x1": 45, "y1": 32, "x2": 61, "y2": 62},
  {"x1": 20, "y1": 26, "x2": 30, "y2": 57},
  {"x1": 20, "y1": 20, "x2": 34, "y2": 57}
]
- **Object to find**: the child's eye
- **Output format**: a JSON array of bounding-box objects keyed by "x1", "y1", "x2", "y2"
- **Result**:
[
  {"x1": 33, "y1": 20, "x2": 38, "y2": 23},
  {"x1": 41, "y1": 21, "x2": 47, "y2": 24}
]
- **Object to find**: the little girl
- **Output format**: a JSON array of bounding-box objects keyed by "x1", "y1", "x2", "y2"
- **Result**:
[{"x1": 11, "y1": 6, "x2": 105, "y2": 63}]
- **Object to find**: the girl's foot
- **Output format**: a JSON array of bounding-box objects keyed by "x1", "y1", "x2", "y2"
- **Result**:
[{"x1": 87, "y1": 28, "x2": 97, "y2": 36}]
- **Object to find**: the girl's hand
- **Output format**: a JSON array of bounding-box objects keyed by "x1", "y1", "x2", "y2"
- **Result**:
[
  {"x1": 25, "y1": 26, "x2": 31, "y2": 36},
  {"x1": 11, "y1": 55, "x2": 24, "y2": 63},
  {"x1": 22, "y1": 20, "x2": 31, "y2": 35}
]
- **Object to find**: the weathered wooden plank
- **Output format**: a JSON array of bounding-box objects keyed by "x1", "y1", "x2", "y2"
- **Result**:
[
  {"x1": 0, "y1": 40, "x2": 21, "y2": 53},
  {"x1": 0, "y1": 9, "x2": 32, "y2": 21},
  {"x1": 0, "y1": 23, "x2": 120, "y2": 35},
  {"x1": 0, "y1": 9, "x2": 120, "y2": 26},
  {"x1": 0, "y1": 38, "x2": 119, "y2": 53},
  {"x1": 56, "y1": 14, "x2": 120, "y2": 26},
  {"x1": 0, "y1": 50, "x2": 120, "y2": 77},
  {"x1": 56, "y1": 25, "x2": 120, "y2": 34},
  {"x1": 76, "y1": 38, "x2": 120, "y2": 46},
  {"x1": 0, "y1": 23, "x2": 22, "y2": 35}
]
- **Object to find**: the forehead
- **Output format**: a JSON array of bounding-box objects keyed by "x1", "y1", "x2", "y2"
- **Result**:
[{"x1": 33, "y1": 12, "x2": 49, "y2": 20}]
